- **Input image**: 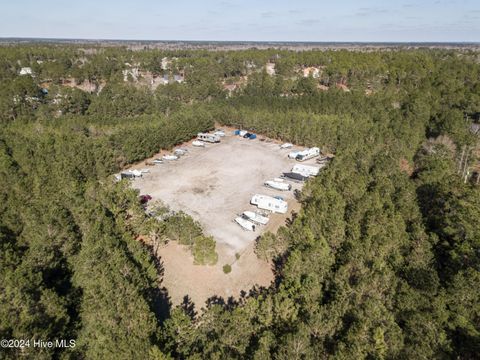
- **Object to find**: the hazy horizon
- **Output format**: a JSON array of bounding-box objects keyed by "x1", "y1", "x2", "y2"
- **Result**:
[{"x1": 1, "y1": 0, "x2": 479, "y2": 42}]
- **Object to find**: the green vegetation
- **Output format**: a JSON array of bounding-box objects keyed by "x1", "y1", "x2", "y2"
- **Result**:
[
  {"x1": 0, "y1": 44, "x2": 479, "y2": 359},
  {"x1": 192, "y1": 236, "x2": 218, "y2": 266},
  {"x1": 223, "y1": 264, "x2": 232, "y2": 274}
]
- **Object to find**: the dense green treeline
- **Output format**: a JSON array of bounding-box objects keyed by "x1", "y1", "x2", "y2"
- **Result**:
[{"x1": 0, "y1": 45, "x2": 479, "y2": 359}]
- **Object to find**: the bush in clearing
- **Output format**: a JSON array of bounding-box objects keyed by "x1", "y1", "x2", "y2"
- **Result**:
[{"x1": 192, "y1": 236, "x2": 218, "y2": 266}]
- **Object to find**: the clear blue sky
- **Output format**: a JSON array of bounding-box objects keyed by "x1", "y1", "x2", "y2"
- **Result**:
[{"x1": 1, "y1": 0, "x2": 479, "y2": 42}]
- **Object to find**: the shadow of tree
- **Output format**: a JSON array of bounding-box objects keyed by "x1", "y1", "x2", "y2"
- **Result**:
[{"x1": 181, "y1": 295, "x2": 197, "y2": 320}]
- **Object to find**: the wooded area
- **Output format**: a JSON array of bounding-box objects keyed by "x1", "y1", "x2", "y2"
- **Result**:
[{"x1": 0, "y1": 44, "x2": 479, "y2": 359}]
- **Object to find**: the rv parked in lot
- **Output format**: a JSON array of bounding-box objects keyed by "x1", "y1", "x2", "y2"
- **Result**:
[
  {"x1": 192, "y1": 140, "x2": 205, "y2": 147},
  {"x1": 296, "y1": 147, "x2": 320, "y2": 161},
  {"x1": 288, "y1": 150, "x2": 306, "y2": 159},
  {"x1": 198, "y1": 133, "x2": 220, "y2": 143},
  {"x1": 292, "y1": 164, "x2": 320, "y2": 177},
  {"x1": 264, "y1": 179, "x2": 292, "y2": 191},
  {"x1": 235, "y1": 216, "x2": 256, "y2": 231},
  {"x1": 242, "y1": 211, "x2": 269, "y2": 225},
  {"x1": 162, "y1": 154, "x2": 178, "y2": 161},
  {"x1": 251, "y1": 194, "x2": 288, "y2": 214},
  {"x1": 283, "y1": 172, "x2": 309, "y2": 182}
]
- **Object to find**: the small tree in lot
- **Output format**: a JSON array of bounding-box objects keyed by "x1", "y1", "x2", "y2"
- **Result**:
[
  {"x1": 192, "y1": 235, "x2": 218, "y2": 265},
  {"x1": 223, "y1": 264, "x2": 232, "y2": 274}
]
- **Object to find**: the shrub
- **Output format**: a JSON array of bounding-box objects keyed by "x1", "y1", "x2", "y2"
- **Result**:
[{"x1": 192, "y1": 235, "x2": 218, "y2": 265}]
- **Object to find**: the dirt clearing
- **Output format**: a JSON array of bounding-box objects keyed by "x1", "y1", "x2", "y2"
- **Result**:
[{"x1": 131, "y1": 134, "x2": 317, "y2": 306}]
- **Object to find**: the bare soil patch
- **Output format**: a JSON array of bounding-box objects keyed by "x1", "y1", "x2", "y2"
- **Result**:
[{"x1": 130, "y1": 133, "x2": 318, "y2": 306}]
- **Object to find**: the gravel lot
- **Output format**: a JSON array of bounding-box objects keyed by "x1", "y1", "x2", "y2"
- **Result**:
[
  {"x1": 129, "y1": 132, "x2": 322, "y2": 306},
  {"x1": 131, "y1": 133, "x2": 315, "y2": 257}
]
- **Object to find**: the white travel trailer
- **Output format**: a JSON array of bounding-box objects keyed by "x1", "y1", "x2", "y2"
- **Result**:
[
  {"x1": 162, "y1": 154, "x2": 178, "y2": 161},
  {"x1": 124, "y1": 169, "x2": 143, "y2": 177},
  {"x1": 235, "y1": 216, "x2": 256, "y2": 231},
  {"x1": 292, "y1": 164, "x2": 320, "y2": 177},
  {"x1": 296, "y1": 147, "x2": 320, "y2": 161},
  {"x1": 280, "y1": 143, "x2": 293, "y2": 149},
  {"x1": 197, "y1": 133, "x2": 220, "y2": 143},
  {"x1": 242, "y1": 211, "x2": 269, "y2": 225},
  {"x1": 174, "y1": 148, "x2": 188, "y2": 156},
  {"x1": 288, "y1": 150, "x2": 306, "y2": 159},
  {"x1": 250, "y1": 194, "x2": 288, "y2": 214},
  {"x1": 192, "y1": 140, "x2": 205, "y2": 147},
  {"x1": 264, "y1": 179, "x2": 292, "y2": 191}
]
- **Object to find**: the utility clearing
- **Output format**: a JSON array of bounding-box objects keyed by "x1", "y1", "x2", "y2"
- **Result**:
[{"x1": 130, "y1": 133, "x2": 318, "y2": 306}]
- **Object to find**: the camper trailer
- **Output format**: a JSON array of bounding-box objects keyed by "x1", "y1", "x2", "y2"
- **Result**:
[
  {"x1": 250, "y1": 194, "x2": 288, "y2": 214},
  {"x1": 296, "y1": 147, "x2": 320, "y2": 161},
  {"x1": 174, "y1": 148, "x2": 188, "y2": 156},
  {"x1": 192, "y1": 140, "x2": 205, "y2": 147},
  {"x1": 288, "y1": 149, "x2": 307, "y2": 159},
  {"x1": 280, "y1": 143, "x2": 293, "y2": 149},
  {"x1": 264, "y1": 179, "x2": 292, "y2": 191},
  {"x1": 162, "y1": 154, "x2": 178, "y2": 161},
  {"x1": 283, "y1": 172, "x2": 309, "y2": 182},
  {"x1": 197, "y1": 133, "x2": 220, "y2": 143},
  {"x1": 242, "y1": 211, "x2": 269, "y2": 225},
  {"x1": 292, "y1": 164, "x2": 320, "y2": 177},
  {"x1": 235, "y1": 216, "x2": 256, "y2": 231},
  {"x1": 121, "y1": 170, "x2": 141, "y2": 179}
]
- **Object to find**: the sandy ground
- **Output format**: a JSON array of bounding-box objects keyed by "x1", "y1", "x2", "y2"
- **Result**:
[{"x1": 130, "y1": 132, "x2": 318, "y2": 306}]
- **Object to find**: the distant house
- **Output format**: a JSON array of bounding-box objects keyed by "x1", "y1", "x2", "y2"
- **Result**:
[
  {"x1": 265, "y1": 62, "x2": 276, "y2": 76},
  {"x1": 161, "y1": 57, "x2": 170, "y2": 70},
  {"x1": 471, "y1": 123, "x2": 480, "y2": 136},
  {"x1": 223, "y1": 83, "x2": 238, "y2": 96},
  {"x1": 302, "y1": 67, "x2": 320, "y2": 78},
  {"x1": 19, "y1": 67, "x2": 33, "y2": 76},
  {"x1": 122, "y1": 67, "x2": 140, "y2": 82},
  {"x1": 173, "y1": 74, "x2": 184, "y2": 83}
]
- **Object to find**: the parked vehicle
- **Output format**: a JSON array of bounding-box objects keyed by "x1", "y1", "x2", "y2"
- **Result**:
[
  {"x1": 282, "y1": 172, "x2": 308, "y2": 182},
  {"x1": 192, "y1": 140, "x2": 205, "y2": 147},
  {"x1": 125, "y1": 169, "x2": 143, "y2": 177},
  {"x1": 242, "y1": 211, "x2": 269, "y2": 225},
  {"x1": 251, "y1": 194, "x2": 288, "y2": 214},
  {"x1": 162, "y1": 154, "x2": 178, "y2": 161},
  {"x1": 235, "y1": 216, "x2": 256, "y2": 231},
  {"x1": 152, "y1": 158, "x2": 163, "y2": 164},
  {"x1": 292, "y1": 164, "x2": 320, "y2": 177},
  {"x1": 264, "y1": 179, "x2": 292, "y2": 191},
  {"x1": 214, "y1": 130, "x2": 226, "y2": 137},
  {"x1": 280, "y1": 143, "x2": 293, "y2": 149},
  {"x1": 174, "y1": 148, "x2": 188, "y2": 156},
  {"x1": 288, "y1": 150, "x2": 306, "y2": 159},
  {"x1": 120, "y1": 172, "x2": 136, "y2": 180},
  {"x1": 296, "y1": 147, "x2": 320, "y2": 161},
  {"x1": 197, "y1": 132, "x2": 220, "y2": 143}
]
